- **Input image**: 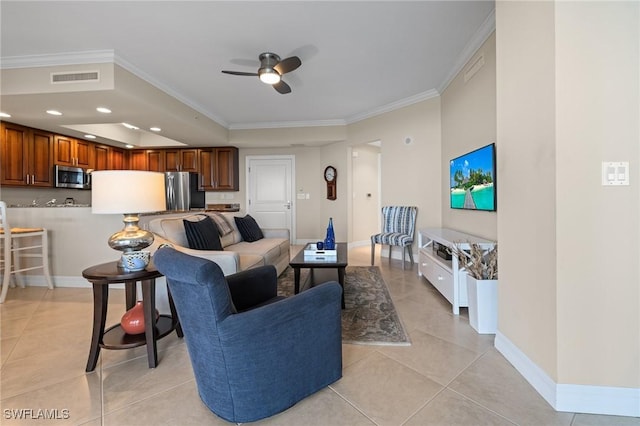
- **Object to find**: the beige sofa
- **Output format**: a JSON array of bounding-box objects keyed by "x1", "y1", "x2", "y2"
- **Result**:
[{"x1": 148, "y1": 211, "x2": 290, "y2": 276}]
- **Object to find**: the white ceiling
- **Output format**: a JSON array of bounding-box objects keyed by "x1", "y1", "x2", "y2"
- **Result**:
[{"x1": 0, "y1": 1, "x2": 495, "y2": 148}]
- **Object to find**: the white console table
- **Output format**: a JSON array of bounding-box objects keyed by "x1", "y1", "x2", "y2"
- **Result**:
[{"x1": 418, "y1": 228, "x2": 495, "y2": 315}]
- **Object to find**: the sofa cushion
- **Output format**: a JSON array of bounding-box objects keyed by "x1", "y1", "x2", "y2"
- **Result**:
[
  {"x1": 184, "y1": 216, "x2": 223, "y2": 251},
  {"x1": 231, "y1": 238, "x2": 288, "y2": 267},
  {"x1": 234, "y1": 215, "x2": 264, "y2": 242},
  {"x1": 208, "y1": 212, "x2": 234, "y2": 236}
]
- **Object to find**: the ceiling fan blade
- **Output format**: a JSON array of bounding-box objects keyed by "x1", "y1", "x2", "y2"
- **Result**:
[
  {"x1": 274, "y1": 56, "x2": 301, "y2": 75},
  {"x1": 221, "y1": 70, "x2": 259, "y2": 76},
  {"x1": 273, "y1": 80, "x2": 292, "y2": 94}
]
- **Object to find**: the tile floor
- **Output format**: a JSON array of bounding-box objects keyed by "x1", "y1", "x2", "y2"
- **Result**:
[{"x1": 1, "y1": 246, "x2": 639, "y2": 425}]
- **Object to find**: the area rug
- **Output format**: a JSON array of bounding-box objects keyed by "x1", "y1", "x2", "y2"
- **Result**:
[{"x1": 278, "y1": 266, "x2": 411, "y2": 346}]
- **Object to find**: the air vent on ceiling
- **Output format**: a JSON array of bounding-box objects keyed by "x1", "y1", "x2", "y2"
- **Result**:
[{"x1": 51, "y1": 71, "x2": 99, "y2": 84}]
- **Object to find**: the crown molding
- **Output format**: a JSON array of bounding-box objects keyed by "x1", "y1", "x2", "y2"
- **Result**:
[
  {"x1": 345, "y1": 89, "x2": 440, "y2": 124},
  {"x1": 112, "y1": 53, "x2": 230, "y2": 128},
  {"x1": 228, "y1": 119, "x2": 346, "y2": 131},
  {"x1": 437, "y1": 8, "x2": 496, "y2": 94},
  {"x1": 0, "y1": 50, "x2": 115, "y2": 69}
]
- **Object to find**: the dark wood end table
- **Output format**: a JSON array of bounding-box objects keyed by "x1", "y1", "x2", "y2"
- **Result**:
[
  {"x1": 82, "y1": 260, "x2": 183, "y2": 372},
  {"x1": 289, "y1": 242, "x2": 348, "y2": 308}
]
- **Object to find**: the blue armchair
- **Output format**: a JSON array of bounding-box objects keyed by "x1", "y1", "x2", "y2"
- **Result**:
[
  {"x1": 153, "y1": 247, "x2": 343, "y2": 423},
  {"x1": 371, "y1": 206, "x2": 418, "y2": 270}
]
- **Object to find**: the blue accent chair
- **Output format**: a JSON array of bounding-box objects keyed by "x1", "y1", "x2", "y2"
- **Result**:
[
  {"x1": 153, "y1": 247, "x2": 343, "y2": 423},
  {"x1": 371, "y1": 206, "x2": 418, "y2": 270}
]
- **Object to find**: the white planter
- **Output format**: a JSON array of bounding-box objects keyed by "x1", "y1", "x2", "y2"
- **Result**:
[{"x1": 466, "y1": 275, "x2": 498, "y2": 334}]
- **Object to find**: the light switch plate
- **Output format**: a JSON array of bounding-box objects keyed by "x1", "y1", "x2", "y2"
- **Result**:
[{"x1": 602, "y1": 161, "x2": 629, "y2": 186}]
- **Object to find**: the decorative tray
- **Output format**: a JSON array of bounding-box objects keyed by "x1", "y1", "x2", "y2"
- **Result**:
[{"x1": 303, "y1": 243, "x2": 337, "y2": 258}]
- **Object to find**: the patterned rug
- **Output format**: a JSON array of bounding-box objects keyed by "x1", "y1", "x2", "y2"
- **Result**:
[{"x1": 278, "y1": 266, "x2": 411, "y2": 346}]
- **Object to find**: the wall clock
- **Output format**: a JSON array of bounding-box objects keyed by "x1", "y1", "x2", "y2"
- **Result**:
[{"x1": 324, "y1": 166, "x2": 337, "y2": 200}]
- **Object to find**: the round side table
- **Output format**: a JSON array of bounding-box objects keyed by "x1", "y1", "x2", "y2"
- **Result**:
[{"x1": 82, "y1": 260, "x2": 183, "y2": 372}]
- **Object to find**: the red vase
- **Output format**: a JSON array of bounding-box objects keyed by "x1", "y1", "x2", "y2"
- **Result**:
[{"x1": 120, "y1": 301, "x2": 159, "y2": 335}]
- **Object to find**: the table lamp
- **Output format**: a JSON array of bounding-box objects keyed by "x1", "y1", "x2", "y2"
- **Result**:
[{"x1": 91, "y1": 170, "x2": 166, "y2": 268}]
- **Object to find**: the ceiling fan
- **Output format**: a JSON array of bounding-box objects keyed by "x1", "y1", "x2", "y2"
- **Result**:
[{"x1": 221, "y1": 52, "x2": 302, "y2": 94}]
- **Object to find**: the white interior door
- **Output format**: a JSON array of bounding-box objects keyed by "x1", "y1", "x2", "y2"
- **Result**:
[{"x1": 246, "y1": 156, "x2": 294, "y2": 242}]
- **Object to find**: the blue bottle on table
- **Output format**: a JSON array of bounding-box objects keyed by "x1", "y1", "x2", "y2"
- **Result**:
[{"x1": 324, "y1": 218, "x2": 335, "y2": 250}]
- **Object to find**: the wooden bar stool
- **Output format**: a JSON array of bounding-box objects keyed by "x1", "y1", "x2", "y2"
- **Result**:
[{"x1": 0, "y1": 201, "x2": 54, "y2": 303}]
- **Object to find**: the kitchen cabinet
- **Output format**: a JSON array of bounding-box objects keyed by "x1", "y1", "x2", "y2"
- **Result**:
[
  {"x1": 95, "y1": 144, "x2": 127, "y2": 170},
  {"x1": 129, "y1": 150, "x2": 165, "y2": 172},
  {"x1": 165, "y1": 148, "x2": 199, "y2": 172},
  {"x1": 54, "y1": 135, "x2": 95, "y2": 168},
  {"x1": 1, "y1": 122, "x2": 54, "y2": 187},
  {"x1": 199, "y1": 147, "x2": 239, "y2": 191},
  {"x1": 110, "y1": 147, "x2": 126, "y2": 170},
  {"x1": 147, "y1": 150, "x2": 165, "y2": 172}
]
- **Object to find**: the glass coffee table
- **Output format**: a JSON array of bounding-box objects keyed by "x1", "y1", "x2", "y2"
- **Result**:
[{"x1": 289, "y1": 242, "x2": 348, "y2": 308}]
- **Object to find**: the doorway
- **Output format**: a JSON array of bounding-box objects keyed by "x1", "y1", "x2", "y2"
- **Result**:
[
  {"x1": 245, "y1": 155, "x2": 295, "y2": 242},
  {"x1": 350, "y1": 141, "x2": 381, "y2": 246}
]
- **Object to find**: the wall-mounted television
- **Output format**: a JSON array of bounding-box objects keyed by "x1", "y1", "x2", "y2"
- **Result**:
[{"x1": 450, "y1": 143, "x2": 496, "y2": 211}]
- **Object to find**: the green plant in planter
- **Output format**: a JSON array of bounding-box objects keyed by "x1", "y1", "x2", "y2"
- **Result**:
[{"x1": 453, "y1": 242, "x2": 498, "y2": 280}]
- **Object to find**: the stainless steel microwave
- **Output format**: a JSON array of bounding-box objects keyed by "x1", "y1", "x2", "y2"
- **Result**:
[{"x1": 54, "y1": 165, "x2": 92, "y2": 189}]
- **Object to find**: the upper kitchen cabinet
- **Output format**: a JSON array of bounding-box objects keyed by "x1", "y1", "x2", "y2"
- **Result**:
[
  {"x1": 199, "y1": 147, "x2": 239, "y2": 191},
  {"x1": 1, "y1": 122, "x2": 54, "y2": 187},
  {"x1": 94, "y1": 144, "x2": 127, "y2": 170},
  {"x1": 165, "y1": 148, "x2": 199, "y2": 172},
  {"x1": 54, "y1": 135, "x2": 95, "y2": 168},
  {"x1": 129, "y1": 149, "x2": 165, "y2": 172}
]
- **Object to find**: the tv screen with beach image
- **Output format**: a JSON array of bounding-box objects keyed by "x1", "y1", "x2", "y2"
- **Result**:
[{"x1": 450, "y1": 143, "x2": 496, "y2": 211}]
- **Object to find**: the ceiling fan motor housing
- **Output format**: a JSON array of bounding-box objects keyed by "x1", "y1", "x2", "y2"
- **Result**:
[{"x1": 259, "y1": 53, "x2": 281, "y2": 82}]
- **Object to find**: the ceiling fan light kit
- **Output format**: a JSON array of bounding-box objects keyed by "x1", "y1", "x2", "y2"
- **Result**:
[
  {"x1": 259, "y1": 68, "x2": 281, "y2": 84},
  {"x1": 222, "y1": 51, "x2": 301, "y2": 94}
]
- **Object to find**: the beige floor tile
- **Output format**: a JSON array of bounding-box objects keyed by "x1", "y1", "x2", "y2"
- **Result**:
[
  {"x1": 101, "y1": 344, "x2": 194, "y2": 413},
  {"x1": 1, "y1": 300, "x2": 42, "y2": 322},
  {"x1": 6, "y1": 320, "x2": 92, "y2": 362},
  {"x1": 331, "y1": 351, "x2": 443, "y2": 425},
  {"x1": 396, "y1": 296, "x2": 495, "y2": 354},
  {"x1": 405, "y1": 388, "x2": 515, "y2": 425},
  {"x1": 1, "y1": 316, "x2": 30, "y2": 339},
  {"x1": 98, "y1": 332, "x2": 186, "y2": 369},
  {"x1": 76, "y1": 418, "x2": 103, "y2": 426},
  {"x1": 41, "y1": 287, "x2": 93, "y2": 303},
  {"x1": 0, "y1": 336, "x2": 19, "y2": 366},
  {"x1": 449, "y1": 349, "x2": 574, "y2": 425},
  {"x1": 341, "y1": 343, "x2": 377, "y2": 368},
  {"x1": 102, "y1": 380, "x2": 226, "y2": 426},
  {"x1": 252, "y1": 387, "x2": 375, "y2": 426},
  {"x1": 0, "y1": 373, "x2": 102, "y2": 425},
  {"x1": 1, "y1": 347, "x2": 89, "y2": 399},
  {"x1": 0, "y1": 286, "x2": 48, "y2": 303},
  {"x1": 379, "y1": 328, "x2": 480, "y2": 386},
  {"x1": 572, "y1": 413, "x2": 640, "y2": 425}
]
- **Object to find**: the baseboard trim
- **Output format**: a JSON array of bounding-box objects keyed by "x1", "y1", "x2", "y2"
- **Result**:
[{"x1": 495, "y1": 331, "x2": 640, "y2": 417}]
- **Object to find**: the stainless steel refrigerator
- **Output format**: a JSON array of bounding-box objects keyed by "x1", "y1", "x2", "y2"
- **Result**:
[{"x1": 165, "y1": 172, "x2": 205, "y2": 211}]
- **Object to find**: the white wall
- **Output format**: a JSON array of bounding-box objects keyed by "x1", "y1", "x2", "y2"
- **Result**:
[
  {"x1": 554, "y1": 1, "x2": 639, "y2": 389},
  {"x1": 347, "y1": 98, "x2": 443, "y2": 254},
  {"x1": 441, "y1": 32, "x2": 497, "y2": 240},
  {"x1": 496, "y1": 0, "x2": 639, "y2": 415}
]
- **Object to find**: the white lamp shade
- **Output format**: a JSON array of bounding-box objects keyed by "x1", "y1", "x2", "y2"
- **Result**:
[{"x1": 92, "y1": 170, "x2": 166, "y2": 214}]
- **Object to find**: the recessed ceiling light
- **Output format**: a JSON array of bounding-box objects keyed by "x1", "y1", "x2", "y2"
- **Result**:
[
  {"x1": 150, "y1": 127, "x2": 161, "y2": 132},
  {"x1": 0, "y1": 112, "x2": 11, "y2": 118},
  {"x1": 125, "y1": 144, "x2": 134, "y2": 149},
  {"x1": 46, "y1": 110, "x2": 62, "y2": 116},
  {"x1": 96, "y1": 107, "x2": 112, "y2": 113},
  {"x1": 84, "y1": 134, "x2": 96, "y2": 139},
  {"x1": 122, "y1": 122, "x2": 139, "y2": 130}
]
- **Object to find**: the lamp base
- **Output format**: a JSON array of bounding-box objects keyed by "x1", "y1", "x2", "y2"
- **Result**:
[{"x1": 108, "y1": 213, "x2": 155, "y2": 253}]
